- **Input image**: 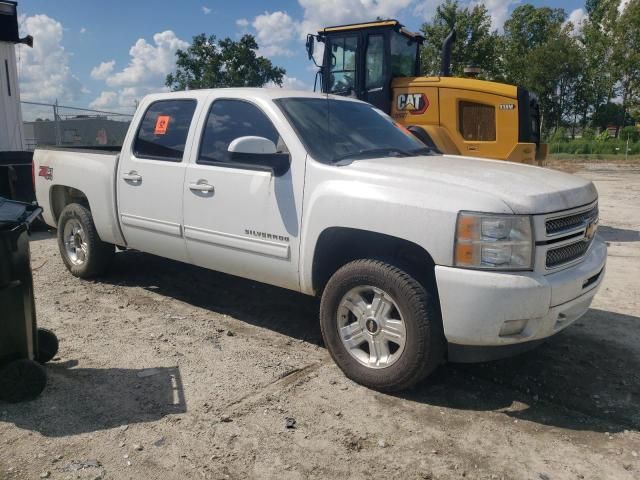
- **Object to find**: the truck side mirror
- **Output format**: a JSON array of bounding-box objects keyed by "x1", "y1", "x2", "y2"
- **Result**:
[
  {"x1": 227, "y1": 136, "x2": 290, "y2": 177},
  {"x1": 228, "y1": 136, "x2": 277, "y2": 155}
]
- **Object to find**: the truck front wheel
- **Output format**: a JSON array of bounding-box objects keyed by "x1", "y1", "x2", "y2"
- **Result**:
[
  {"x1": 57, "y1": 203, "x2": 114, "y2": 278},
  {"x1": 320, "y1": 259, "x2": 445, "y2": 391}
]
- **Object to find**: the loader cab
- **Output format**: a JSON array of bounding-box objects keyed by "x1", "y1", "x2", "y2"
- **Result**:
[{"x1": 313, "y1": 20, "x2": 423, "y2": 114}]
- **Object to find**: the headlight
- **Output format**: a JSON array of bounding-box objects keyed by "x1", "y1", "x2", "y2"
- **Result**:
[{"x1": 454, "y1": 212, "x2": 533, "y2": 270}]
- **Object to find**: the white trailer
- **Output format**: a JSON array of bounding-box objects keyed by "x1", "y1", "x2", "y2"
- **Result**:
[{"x1": 0, "y1": 0, "x2": 31, "y2": 151}]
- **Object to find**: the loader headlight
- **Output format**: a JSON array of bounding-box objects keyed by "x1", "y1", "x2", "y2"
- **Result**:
[{"x1": 454, "y1": 212, "x2": 533, "y2": 270}]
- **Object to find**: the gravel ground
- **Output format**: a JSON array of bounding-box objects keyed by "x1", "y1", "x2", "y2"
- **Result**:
[{"x1": 1, "y1": 163, "x2": 639, "y2": 480}]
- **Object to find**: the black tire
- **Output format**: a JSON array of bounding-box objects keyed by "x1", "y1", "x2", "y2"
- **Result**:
[
  {"x1": 0, "y1": 359, "x2": 47, "y2": 403},
  {"x1": 36, "y1": 328, "x2": 59, "y2": 364},
  {"x1": 57, "y1": 203, "x2": 114, "y2": 278},
  {"x1": 320, "y1": 259, "x2": 445, "y2": 392}
]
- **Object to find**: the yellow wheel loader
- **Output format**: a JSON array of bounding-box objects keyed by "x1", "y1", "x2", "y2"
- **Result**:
[{"x1": 306, "y1": 20, "x2": 547, "y2": 164}]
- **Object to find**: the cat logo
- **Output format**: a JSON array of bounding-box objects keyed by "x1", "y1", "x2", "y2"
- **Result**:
[
  {"x1": 396, "y1": 93, "x2": 429, "y2": 115},
  {"x1": 499, "y1": 104, "x2": 516, "y2": 110}
]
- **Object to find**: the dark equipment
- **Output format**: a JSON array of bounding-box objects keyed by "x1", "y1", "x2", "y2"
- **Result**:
[
  {"x1": 0, "y1": 151, "x2": 35, "y2": 203},
  {"x1": 0, "y1": 197, "x2": 58, "y2": 403}
]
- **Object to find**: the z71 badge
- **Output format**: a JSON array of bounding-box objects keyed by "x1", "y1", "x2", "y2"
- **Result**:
[
  {"x1": 38, "y1": 166, "x2": 53, "y2": 180},
  {"x1": 396, "y1": 93, "x2": 429, "y2": 115}
]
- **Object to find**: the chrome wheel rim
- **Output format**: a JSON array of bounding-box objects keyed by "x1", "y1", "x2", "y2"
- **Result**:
[
  {"x1": 63, "y1": 219, "x2": 88, "y2": 266},
  {"x1": 337, "y1": 285, "x2": 407, "y2": 369}
]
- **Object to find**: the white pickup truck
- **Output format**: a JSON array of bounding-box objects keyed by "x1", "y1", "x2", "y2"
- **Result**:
[{"x1": 33, "y1": 89, "x2": 606, "y2": 391}]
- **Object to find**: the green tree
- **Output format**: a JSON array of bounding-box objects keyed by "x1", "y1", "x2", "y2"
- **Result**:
[
  {"x1": 592, "y1": 102, "x2": 624, "y2": 131},
  {"x1": 166, "y1": 34, "x2": 285, "y2": 90},
  {"x1": 578, "y1": 1, "x2": 620, "y2": 131},
  {"x1": 500, "y1": 5, "x2": 583, "y2": 135},
  {"x1": 613, "y1": 0, "x2": 640, "y2": 132},
  {"x1": 419, "y1": 0, "x2": 500, "y2": 78}
]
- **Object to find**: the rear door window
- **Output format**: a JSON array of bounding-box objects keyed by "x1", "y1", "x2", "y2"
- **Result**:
[{"x1": 133, "y1": 99, "x2": 197, "y2": 161}]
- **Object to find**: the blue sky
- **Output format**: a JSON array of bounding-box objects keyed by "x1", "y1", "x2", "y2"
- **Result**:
[{"x1": 14, "y1": 0, "x2": 588, "y2": 115}]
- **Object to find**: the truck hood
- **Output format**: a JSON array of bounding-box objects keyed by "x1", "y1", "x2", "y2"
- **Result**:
[{"x1": 346, "y1": 154, "x2": 597, "y2": 214}]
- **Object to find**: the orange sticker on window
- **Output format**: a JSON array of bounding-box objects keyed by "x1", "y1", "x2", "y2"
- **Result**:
[{"x1": 154, "y1": 115, "x2": 170, "y2": 135}]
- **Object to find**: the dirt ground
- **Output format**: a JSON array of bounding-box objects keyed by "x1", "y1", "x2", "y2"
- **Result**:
[{"x1": 1, "y1": 163, "x2": 639, "y2": 480}]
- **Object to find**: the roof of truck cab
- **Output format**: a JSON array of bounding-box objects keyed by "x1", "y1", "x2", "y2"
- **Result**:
[{"x1": 141, "y1": 88, "x2": 361, "y2": 103}]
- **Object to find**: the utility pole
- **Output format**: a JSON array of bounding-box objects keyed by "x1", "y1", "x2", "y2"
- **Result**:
[
  {"x1": 626, "y1": 134, "x2": 629, "y2": 162},
  {"x1": 53, "y1": 98, "x2": 61, "y2": 146}
]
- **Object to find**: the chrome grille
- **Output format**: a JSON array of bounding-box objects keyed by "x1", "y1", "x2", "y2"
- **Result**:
[
  {"x1": 546, "y1": 240, "x2": 591, "y2": 268},
  {"x1": 546, "y1": 205, "x2": 598, "y2": 236}
]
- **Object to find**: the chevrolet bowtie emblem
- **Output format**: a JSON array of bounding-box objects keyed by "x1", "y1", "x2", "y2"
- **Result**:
[{"x1": 585, "y1": 219, "x2": 598, "y2": 241}]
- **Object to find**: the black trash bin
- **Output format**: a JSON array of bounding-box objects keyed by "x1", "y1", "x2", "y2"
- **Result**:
[{"x1": 0, "y1": 197, "x2": 58, "y2": 403}]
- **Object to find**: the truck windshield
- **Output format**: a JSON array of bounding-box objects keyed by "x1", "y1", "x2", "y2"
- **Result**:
[{"x1": 275, "y1": 97, "x2": 431, "y2": 164}]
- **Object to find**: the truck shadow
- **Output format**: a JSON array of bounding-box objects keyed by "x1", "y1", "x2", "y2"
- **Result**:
[
  {"x1": 402, "y1": 308, "x2": 640, "y2": 433},
  {"x1": 0, "y1": 362, "x2": 185, "y2": 437},
  {"x1": 101, "y1": 250, "x2": 638, "y2": 433},
  {"x1": 598, "y1": 225, "x2": 639, "y2": 243}
]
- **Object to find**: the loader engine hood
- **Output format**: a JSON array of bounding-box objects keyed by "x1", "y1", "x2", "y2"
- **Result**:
[{"x1": 346, "y1": 154, "x2": 597, "y2": 215}]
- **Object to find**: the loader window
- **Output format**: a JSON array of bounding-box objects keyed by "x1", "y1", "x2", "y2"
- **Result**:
[
  {"x1": 459, "y1": 101, "x2": 496, "y2": 141},
  {"x1": 365, "y1": 35, "x2": 384, "y2": 89},
  {"x1": 328, "y1": 36, "x2": 358, "y2": 94},
  {"x1": 391, "y1": 33, "x2": 418, "y2": 77}
]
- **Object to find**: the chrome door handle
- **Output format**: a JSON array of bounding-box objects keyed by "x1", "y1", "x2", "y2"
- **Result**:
[
  {"x1": 122, "y1": 171, "x2": 142, "y2": 182},
  {"x1": 189, "y1": 182, "x2": 214, "y2": 193}
]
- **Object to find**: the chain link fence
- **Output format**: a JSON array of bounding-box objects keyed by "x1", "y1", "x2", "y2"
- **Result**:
[{"x1": 21, "y1": 101, "x2": 134, "y2": 150}]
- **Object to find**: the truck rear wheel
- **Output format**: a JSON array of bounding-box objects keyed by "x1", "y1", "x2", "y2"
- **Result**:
[
  {"x1": 320, "y1": 259, "x2": 445, "y2": 392},
  {"x1": 57, "y1": 203, "x2": 114, "y2": 278}
]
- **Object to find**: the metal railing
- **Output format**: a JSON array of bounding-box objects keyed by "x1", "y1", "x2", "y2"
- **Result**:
[{"x1": 21, "y1": 101, "x2": 134, "y2": 150}]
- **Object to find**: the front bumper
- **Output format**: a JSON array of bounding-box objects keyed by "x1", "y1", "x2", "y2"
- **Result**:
[{"x1": 435, "y1": 237, "x2": 607, "y2": 362}]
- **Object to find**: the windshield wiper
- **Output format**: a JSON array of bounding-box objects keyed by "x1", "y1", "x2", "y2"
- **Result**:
[
  {"x1": 332, "y1": 147, "x2": 415, "y2": 163},
  {"x1": 408, "y1": 146, "x2": 435, "y2": 156}
]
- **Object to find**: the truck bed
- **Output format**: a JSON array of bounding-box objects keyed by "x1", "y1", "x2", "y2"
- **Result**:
[
  {"x1": 33, "y1": 147, "x2": 125, "y2": 246},
  {"x1": 34, "y1": 145, "x2": 122, "y2": 154}
]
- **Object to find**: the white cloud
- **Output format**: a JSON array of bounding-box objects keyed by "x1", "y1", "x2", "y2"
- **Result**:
[
  {"x1": 89, "y1": 91, "x2": 118, "y2": 109},
  {"x1": 565, "y1": 8, "x2": 587, "y2": 36},
  {"x1": 89, "y1": 30, "x2": 186, "y2": 111},
  {"x1": 414, "y1": 0, "x2": 520, "y2": 30},
  {"x1": 90, "y1": 60, "x2": 115, "y2": 80},
  {"x1": 252, "y1": 11, "x2": 296, "y2": 57},
  {"x1": 297, "y1": 0, "x2": 413, "y2": 40},
  {"x1": 471, "y1": 0, "x2": 520, "y2": 30},
  {"x1": 16, "y1": 14, "x2": 84, "y2": 103},
  {"x1": 89, "y1": 85, "x2": 168, "y2": 112},
  {"x1": 266, "y1": 75, "x2": 312, "y2": 90},
  {"x1": 202, "y1": 6, "x2": 212, "y2": 15},
  {"x1": 413, "y1": 0, "x2": 443, "y2": 20},
  {"x1": 248, "y1": 2, "x2": 415, "y2": 58},
  {"x1": 105, "y1": 30, "x2": 188, "y2": 88},
  {"x1": 619, "y1": 0, "x2": 631, "y2": 13},
  {"x1": 80, "y1": 27, "x2": 87, "y2": 34}
]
